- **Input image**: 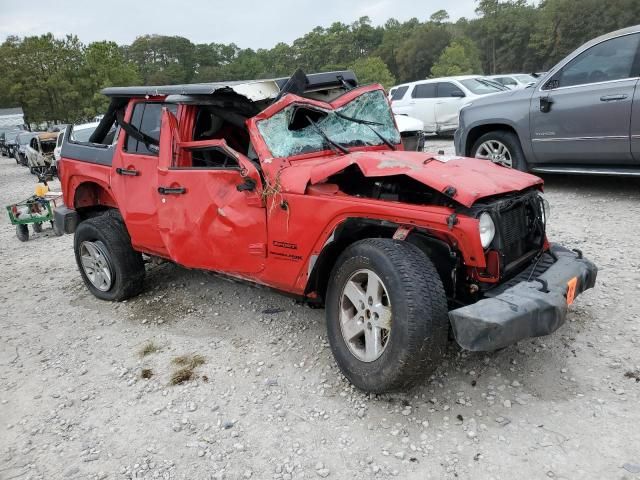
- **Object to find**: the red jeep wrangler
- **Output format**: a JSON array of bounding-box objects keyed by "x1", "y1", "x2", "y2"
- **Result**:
[{"x1": 55, "y1": 70, "x2": 597, "y2": 392}]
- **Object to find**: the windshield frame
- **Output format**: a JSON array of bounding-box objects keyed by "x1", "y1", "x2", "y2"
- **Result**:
[{"x1": 248, "y1": 84, "x2": 400, "y2": 162}]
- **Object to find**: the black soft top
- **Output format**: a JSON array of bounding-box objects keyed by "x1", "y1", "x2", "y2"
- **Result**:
[{"x1": 101, "y1": 70, "x2": 358, "y2": 99}]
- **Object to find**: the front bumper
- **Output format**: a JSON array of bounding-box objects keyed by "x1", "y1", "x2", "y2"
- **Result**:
[{"x1": 449, "y1": 245, "x2": 597, "y2": 351}]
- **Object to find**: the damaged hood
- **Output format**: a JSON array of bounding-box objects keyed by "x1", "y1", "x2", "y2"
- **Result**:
[{"x1": 281, "y1": 150, "x2": 543, "y2": 207}]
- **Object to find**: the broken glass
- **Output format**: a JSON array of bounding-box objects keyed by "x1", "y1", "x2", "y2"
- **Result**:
[{"x1": 257, "y1": 90, "x2": 401, "y2": 158}]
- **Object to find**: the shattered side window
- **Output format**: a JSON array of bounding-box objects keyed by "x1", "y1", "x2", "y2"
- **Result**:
[{"x1": 257, "y1": 90, "x2": 401, "y2": 158}]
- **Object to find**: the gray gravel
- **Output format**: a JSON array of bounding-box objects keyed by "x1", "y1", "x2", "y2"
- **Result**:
[{"x1": 1, "y1": 143, "x2": 639, "y2": 479}]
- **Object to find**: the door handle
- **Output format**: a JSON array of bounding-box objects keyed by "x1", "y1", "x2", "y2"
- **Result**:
[
  {"x1": 158, "y1": 186, "x2": 186, "y2": 195},
  {"x1": 115, "y1": 167, "x2": 139, "y2": 176},
  {"x1": 600, "y1": 94, "x2": 628, "y2": 102}
]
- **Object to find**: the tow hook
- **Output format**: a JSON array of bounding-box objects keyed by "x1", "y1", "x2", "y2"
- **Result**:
[
  {"x1": 534, "y1": 278, "x2": 550, "y2": 293},
  {"x1": 572, "y1": 248, "x2": 583, "y2": 259}
]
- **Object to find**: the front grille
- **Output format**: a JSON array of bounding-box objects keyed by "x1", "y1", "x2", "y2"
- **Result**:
[
  {"x1": 494, "y1": 193, "x2": 545, "y2": 273},
  {"x1": 501, "y1": 204, "x2": 528, "y2": 247}
]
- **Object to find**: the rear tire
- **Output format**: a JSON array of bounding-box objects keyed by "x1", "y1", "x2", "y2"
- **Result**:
[
  {"x1": 74, "y1": 213, "x2": 145, "y2": 301},
  {"x1": 471, "y1": 130, "x2": 527, "y2": 171},
  {"x1": 325, "y1": 238, "x2": 449, "y2": 393},
  {"x1": 32, "y1": 222, "x2": 43, "y2": 233}
]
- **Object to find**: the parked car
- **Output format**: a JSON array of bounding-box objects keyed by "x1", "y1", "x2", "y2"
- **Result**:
[
  {"x1": 4, "y1": 130, "x2": 22, "y2": 161},
  {"x1": 456, "y1": 25, "x2": 640, "y2": 175},
  {"x1": 54, "y1": 70, "x2": 597, "y2": 393},
  {"x1": 15, "y1": 132, "x2": 39, "y2": 166},
  {"x1": 25, "y1": 132, "x2": 58, "y2": 175},
  {"x1": 0, "y1": 127, "x2": 23, "y2": 156},
  {"x1": 394, "y1": 114, "x2": 425, "y2": 151},
  {"x1": 486, "y1": 73, "x2": 538, "y2": 89},
  {"x1": 389, "y1": 76, "x2": 506, "y2": 135}
]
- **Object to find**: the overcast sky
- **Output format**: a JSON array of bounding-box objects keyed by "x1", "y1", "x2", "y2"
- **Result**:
[{"x1": 0, "y1": 0, "x2": 478, "y2": 49}]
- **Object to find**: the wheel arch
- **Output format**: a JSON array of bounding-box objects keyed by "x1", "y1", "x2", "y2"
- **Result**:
[
  {"x1": 72, "y1": 180, "x2": 119, "y2": 218},
  {"x1": 304, "y1": 218, "x2": 459, "y2": 303},
  {"x1": 464, "y1": 122, "x2": 523, "y2": 157}
]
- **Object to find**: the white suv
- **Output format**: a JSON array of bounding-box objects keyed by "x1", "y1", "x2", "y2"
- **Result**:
[
  {"x1": 389, "y1": 76, "x2": 506, "y2": 135},
  {"x1": 486, "y1": 73, "x2": 538, "y2": 90}
]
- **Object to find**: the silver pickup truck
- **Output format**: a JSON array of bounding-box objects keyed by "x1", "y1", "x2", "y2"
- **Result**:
[{"x1": 455, "y1": 25, "x2": 640, "y2": 176}]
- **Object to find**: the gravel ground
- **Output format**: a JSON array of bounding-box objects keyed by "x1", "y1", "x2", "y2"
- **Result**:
[{"x1": 1, "y1": 141, "x2": 640, "y2": 480}]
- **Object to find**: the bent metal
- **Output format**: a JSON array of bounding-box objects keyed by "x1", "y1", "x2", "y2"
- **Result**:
[{"x1": 54, "y1": 70, "x2": 597, "y2": 393}]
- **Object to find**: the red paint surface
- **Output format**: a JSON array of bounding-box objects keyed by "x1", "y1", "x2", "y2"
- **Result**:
[{"x1": 60, "y1": 84, "x2": 544, "y2": 296}]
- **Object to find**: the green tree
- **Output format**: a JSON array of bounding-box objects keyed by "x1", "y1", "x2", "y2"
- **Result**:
[
  {"x1": 430, "y1": 9, "x2": 450, "y2": 23},
  {"x1": 350, "y1": 56, "x2": 396, "y2": 88},
  {"x1": 80, "y1": 41, "x2": 141, "y2": 117},
  {"x1": 395, "y1": 23, "x2": 452, "y2": 81},
  {"x1": 431, "y1": 40, "x2": 482, "y2": 77},
  {"x1": 127, "y1": 35, "x2": 196, "y2": 84}
]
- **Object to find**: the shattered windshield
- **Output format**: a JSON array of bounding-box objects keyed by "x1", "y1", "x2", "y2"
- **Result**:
[{"x1": 257, "y1": 89, "x2": 400, "y2": 158}]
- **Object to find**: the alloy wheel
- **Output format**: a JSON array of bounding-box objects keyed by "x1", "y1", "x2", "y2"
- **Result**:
[
  {"x1": 339, "y1": 269, "x2": 392, "y2": 362},
  {"x1": 475, "y1": 140, "x2": 513, "y2": 168},
  {"x1": 79, "y1": 240, "x2": 114, "y2": 292}
]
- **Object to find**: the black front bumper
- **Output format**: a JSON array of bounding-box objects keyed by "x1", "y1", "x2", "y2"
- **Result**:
[
  {"x1": 54, "y1": 205, "x2": 79, "y2": 234},
  {"x1": 449, "y1": 245, "x2": 597, "y2": 351}
]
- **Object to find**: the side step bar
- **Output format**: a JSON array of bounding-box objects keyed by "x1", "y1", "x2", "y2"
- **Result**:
[{"x1": 530, "y1": 165, "x2": 640, "y2": 177}]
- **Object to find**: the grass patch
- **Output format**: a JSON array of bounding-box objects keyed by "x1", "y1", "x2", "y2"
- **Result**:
[
  {"x1": 172, "y1": 354, "x2": 205, "y2": 369},
  {"x1": 141, "y1": 368, "x2": 153, "y2": 379},
  {"x1": 170, "y1": 367, "x2": 194, "y2": 385},
  {"x1": 139, "y1": 341, "x2": 159, "y2": 357},
  {"x1": 169, "y1": 354, "x2": 206, "y2": 386}
]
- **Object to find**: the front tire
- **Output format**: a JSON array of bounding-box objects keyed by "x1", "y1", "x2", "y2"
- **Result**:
[
  {"x1": 471, "y1": 130, "x2": 527, "y2": 171},
  {"x1": 326, "y1": 239, "x2": 449, "y2": 393},
  {"x1": 74, "y1": 213, "x2": 145, "y2": 301}
]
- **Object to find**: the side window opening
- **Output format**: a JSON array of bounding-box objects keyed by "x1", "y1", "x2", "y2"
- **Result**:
[
  {"x1": 192, "y1": 107, "x2": 250, "y2": 155},
  {"x1": 186, "y1": 146, "x2": 239, "y2": 169},
  {"x1": 411, "y1": 83, "x2": 437, "y2": 99},
  {"x1": 437, "y1": 82, "x2": 465, "y2": 98},
  {"x1": 390, "y1": 85, "x2": 409, "y2": 101},
  {"x1": 125, "y1": 102, "x2": 177, "y2": 155}
]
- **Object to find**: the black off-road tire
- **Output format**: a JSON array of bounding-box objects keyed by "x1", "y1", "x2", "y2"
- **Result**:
[
  {"x1": 74, "y1": 213, "x2": 145, "y2": 301},
  {"x1": 471, "y1": 130, "x2": 528, "y2": 172},
  {"x1": 326, "y1": 238, "x2": 449, "y2": 393},
  {"x1": 32, "y1": 222, "x2": 43, "y2": 233},
  {"x1": 16, "y1": 224, "x2": 29, "y2": 242}
]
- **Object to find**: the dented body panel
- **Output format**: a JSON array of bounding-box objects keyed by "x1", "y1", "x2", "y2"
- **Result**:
[{"x1": 58, "y1": 71, "x2": 597, "y2": 353}]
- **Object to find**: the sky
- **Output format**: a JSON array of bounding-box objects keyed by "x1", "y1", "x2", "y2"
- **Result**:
[{"x1": 0, "y1": 0, "x2": 478, "y2": 49}]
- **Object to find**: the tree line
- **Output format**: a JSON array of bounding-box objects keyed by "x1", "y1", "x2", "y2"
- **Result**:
[{"x1": 1, "y1": 0, "x2": 639, "y2": 124}]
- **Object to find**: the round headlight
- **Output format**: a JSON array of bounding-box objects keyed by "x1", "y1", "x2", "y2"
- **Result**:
[
  {"x1": 538, "y1": 193, "x2": 550, "y2": 225},
  {"x1": 478, "y1": 212, "x2": 496, "y2": 248}
]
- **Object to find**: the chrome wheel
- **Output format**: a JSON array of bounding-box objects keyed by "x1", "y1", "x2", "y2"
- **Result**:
[
  {"x1": 339, "y1": 269, "x2": 392, "y2": 362},
  {"x1": 79, "y1": 241, "x2": 113, "y2": 292},
  {"x1": 475, "y1": 140, "x2": 513, "y2": 168}
]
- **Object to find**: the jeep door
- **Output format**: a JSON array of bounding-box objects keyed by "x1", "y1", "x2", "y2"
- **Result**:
[
  {"x1": 530, "y1": 32, "x2": 640, "y2": 165},
  {"x1": 434, "y1": 82, "x2": 466, "y2": 133},
  {"x1": 111, "y1": 101, "x2": 176, "y2": 256},
  {"x1": 155, "y1": 109, "x2": 267, "y2": 274}
]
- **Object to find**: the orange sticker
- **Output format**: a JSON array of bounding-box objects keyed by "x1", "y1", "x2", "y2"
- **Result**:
[{"x1": 566, "y1": 277, "x2": 578, "y2": 305}]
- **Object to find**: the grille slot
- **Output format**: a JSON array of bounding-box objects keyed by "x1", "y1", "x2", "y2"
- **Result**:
[
  {"x1": 501, "y1": 204, "x2": 528, "y2": 246},
  {"x1": 495, "y1": 195, "x2": 544, "y2": 273}
]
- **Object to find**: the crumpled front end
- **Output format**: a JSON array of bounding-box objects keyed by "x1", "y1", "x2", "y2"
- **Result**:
[{"x1": 449, "y1": 244, "x2": 597, "y2": 351}]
